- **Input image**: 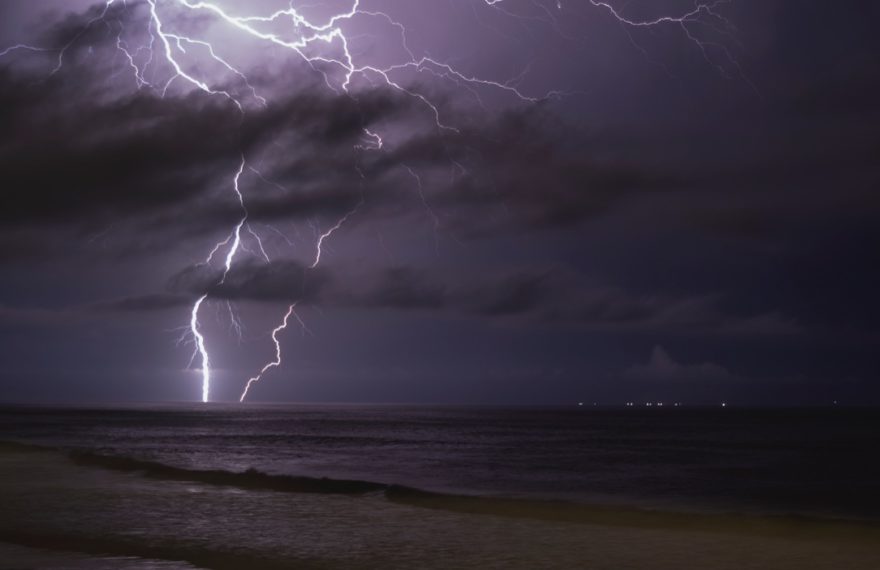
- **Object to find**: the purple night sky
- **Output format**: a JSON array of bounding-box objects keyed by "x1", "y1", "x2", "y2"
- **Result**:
[{"x1": 0, "y1": 0, "x2": 878, "y2": 404}]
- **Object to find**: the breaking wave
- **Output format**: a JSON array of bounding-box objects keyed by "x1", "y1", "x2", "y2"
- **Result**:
[{"x1": 3, "y1": 439, "x2": 879, "y2": 544}]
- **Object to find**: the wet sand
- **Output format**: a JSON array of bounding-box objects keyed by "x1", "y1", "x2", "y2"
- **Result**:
[{"x1": 1, "y1": 442, "x2": 879, "y2": 569}]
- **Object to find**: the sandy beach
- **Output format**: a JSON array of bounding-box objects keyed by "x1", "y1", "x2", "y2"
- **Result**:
[{"x1": 2, "y1": 414, "x2": 879, "y2": 569}]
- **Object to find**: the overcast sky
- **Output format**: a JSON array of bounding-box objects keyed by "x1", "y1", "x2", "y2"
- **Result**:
[{"x1": 0, "y1": 0, "x2": 878, "y2": 405}]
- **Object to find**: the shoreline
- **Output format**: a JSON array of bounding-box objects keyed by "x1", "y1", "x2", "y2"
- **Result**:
[{"x1": 4, "y1": 439, "x2": 879, "y2": 541}]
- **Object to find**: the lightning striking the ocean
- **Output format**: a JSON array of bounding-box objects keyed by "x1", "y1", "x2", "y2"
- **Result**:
[
  {"x1": 1, "y1": 0, "x2": 742, "y2": 402},
  {"x1": 239, "y1": 304, "x2": 297, "y2": 402},
  {"x1": 190, "y1": 294, "x2": 211, "y2": 403}
]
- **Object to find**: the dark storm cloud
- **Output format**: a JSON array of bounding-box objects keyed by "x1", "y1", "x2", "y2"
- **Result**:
[
  {"x1": 0, "y1": 65, "x2": 404, "y2": 233},
  {"x1": 354, "y1": 266, "x2": 447, "y2": 310},
  {"x1": 1, "y1": 74, "x2": 238, "y2": 226},
  {"x1": 0, "y1": 1, "x2": 399, "y2": 239},
  {"x1": 3, "y1": 0, "x2": 880, "y2": 404},
  {"x1": 0, "y1": 2, "x2": 676, "y2": 260},
  {"x1": 162, "y1": 259, "x2": 799, "y2": 336},
  {"x1": 381, "y1": 109, "x2": 677, "y2": 236}
]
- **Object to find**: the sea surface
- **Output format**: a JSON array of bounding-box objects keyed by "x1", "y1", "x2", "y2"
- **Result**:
[{"x1": 1, "y1": 404, "x2": 879, "y2": 569}]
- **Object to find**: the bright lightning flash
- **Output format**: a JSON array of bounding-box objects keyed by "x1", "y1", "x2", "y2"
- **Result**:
[
  {"x1": 0, "y1": 0, "x2": 742, "y2": 402},
  {"x1": 239, "y1": 304, "x2": 297, "y2": 402}
]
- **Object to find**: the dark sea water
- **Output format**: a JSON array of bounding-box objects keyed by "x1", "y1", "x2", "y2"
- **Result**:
[{"x1": 1, "y1": 405, "x2": 879, "y2": 569}]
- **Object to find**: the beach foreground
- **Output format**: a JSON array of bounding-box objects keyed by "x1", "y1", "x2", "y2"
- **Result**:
[{"x1": 1, "y1": 406, "x2": 878, "y2": 569}]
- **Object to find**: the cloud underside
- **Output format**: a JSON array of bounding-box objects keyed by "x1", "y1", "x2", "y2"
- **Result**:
[
  {"x1": 107, "y1": 260, "x2": 791, "y2": 336},
  {"x1": 4, "y1": 1, "x2": 853, "y2": 343},
  {"x1": 0, "y1": 1, "x2": 672, "y2": 257}
]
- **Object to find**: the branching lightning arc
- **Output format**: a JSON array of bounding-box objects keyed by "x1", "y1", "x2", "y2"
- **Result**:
[{"x1": 0, "y1": 0, "x2": 741, "y2": 402}]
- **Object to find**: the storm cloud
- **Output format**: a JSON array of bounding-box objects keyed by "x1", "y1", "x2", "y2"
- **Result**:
[{"x1": 1, "y1": 0, "x2": 878, "y2": 404}]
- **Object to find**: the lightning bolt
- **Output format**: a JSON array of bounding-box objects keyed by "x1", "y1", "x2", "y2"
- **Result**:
[
  {"x1": 189, "y1": 294, "x2": 210, "y2": 403},
  {"x1": 239, "y1": 304, "x2": 297, "y2": 402},
  {"x1": 184, "y1": 157, "x2": 254, "y2": 402},
  {"x1": 0, "y1": 45, "x2": 50, "y2": 58},
  {"x1": 310, "y1": 201, "x2": 363, "y2": 269},
  {"x1": 1, "y1": 0, "x2": 743, "y2": 402},
  {"x1": 483, "y1": 0, "x2": 746, "y2": 81}
]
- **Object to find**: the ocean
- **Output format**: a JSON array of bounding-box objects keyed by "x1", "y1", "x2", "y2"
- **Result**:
[{"x1": 1, "y1": 405, "x2": 878, "y2": 569}]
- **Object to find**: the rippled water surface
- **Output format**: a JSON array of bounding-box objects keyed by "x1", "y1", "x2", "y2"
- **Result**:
[{"x1": 1, "y1": 405, "x2": 879, "y2": 568}]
